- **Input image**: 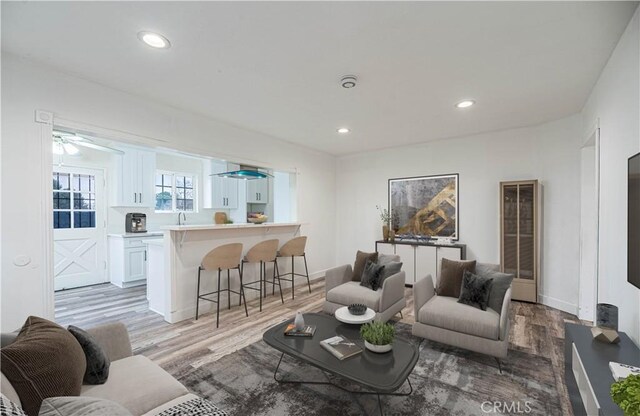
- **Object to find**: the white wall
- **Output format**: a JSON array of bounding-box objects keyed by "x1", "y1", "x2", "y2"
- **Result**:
[
  {"x1": 582, "y1": 8, "x2": 640, "y2": 344},
  {"x1": 1, "y1": 54, "x2": 336, "y2": 331},
  {"x1": 336, "y1": 115, "x2": 583, "y2": 314}
]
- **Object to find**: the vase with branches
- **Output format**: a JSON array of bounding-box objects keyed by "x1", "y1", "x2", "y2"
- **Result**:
[{"x1": 376, "y1": 205, "x2": 393, "y2": 242}]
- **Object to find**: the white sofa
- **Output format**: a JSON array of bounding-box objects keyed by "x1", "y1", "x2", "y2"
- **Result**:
[
  {"x1": 1, "y1": 323, "x2": 201, "y2": 415},
  {"x1": 411, "y1": 263, "x2": 513, "y2": 372},
  {"x1": 323, "y1": 254, "x2": 406, "y2": 322}
]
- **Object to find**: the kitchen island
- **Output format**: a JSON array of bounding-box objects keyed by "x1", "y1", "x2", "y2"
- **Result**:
[{"x1": 149, "y1": 222, "x2": 303, "y2": 323}]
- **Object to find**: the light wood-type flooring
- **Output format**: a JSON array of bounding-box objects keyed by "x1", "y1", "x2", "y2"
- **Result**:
[{"x1": 55, "y1": 280, "x2": 581, "y2": 415}]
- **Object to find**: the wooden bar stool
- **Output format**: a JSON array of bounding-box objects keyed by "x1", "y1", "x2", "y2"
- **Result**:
[
  {"x1": 275, "y1": 236, "x2": 310, "y2": 300},
  {"x1": 195, "y1": 242, "x2": 248, "y2": 328},
  {"x1": 241, "y1": 239, "x2": 283, "y2": 312}
]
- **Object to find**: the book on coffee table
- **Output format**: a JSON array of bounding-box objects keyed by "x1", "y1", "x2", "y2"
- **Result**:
[
  {"x1": 320, "y1": 335, "x2": 362, "y2": 360},
  {"x1": 284, "y1": 323, "x2": 316, "y2": 337}
]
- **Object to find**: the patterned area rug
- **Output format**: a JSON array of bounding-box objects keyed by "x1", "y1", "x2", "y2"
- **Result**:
[{"x1": 174, "y1": 322, "x2": 563, "y2": 415}]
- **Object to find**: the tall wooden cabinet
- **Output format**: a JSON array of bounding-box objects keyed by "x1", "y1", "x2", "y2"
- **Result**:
[{"x1": 500, "y1": 180, "x2": 540, "y2": 303}]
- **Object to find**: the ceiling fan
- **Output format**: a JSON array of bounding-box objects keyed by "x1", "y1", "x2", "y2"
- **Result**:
[{"x1": 52, "y1": 131, "x2": 124, "y2": 155}]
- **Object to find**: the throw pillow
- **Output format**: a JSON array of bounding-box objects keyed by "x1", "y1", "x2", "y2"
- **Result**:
[
  {"x1": 67, "y1": 325, "x2": 110, "y2": 385},
  {"x1": 359, "y1": 259, "x2": 385, "y2": 291},
  {"x1": 377, "y1": 261, "x2": 403, "y2": 287},
  {"x1": 352, "y1": 251, "x2": 378, "y2": 281},
  {"x1": 38, "y1": 397, "x2": 132, "y2": 416},
  {"x1": 476, "y1": 270, "x2": 514, "y2": 313},
  {"x1": 0, "y1": 316, "x2": 86, "y2": 416},
  {"x1": 1, "y1": 393, "x2": 26, "y2": 416},
  {"x1": 458, "y1": 270, "x2": 494, "y2": 311},
  {"x1": 436, "y1": 258, "x2": 477, "y2": 298},
  {"x1": 156, "y1": 397, "x2": 227, "y2": 416}
]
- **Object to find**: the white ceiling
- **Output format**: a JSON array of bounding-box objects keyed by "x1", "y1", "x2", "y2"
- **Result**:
[{"x1": 2, "y1": 2, "x2": 637, "y2": 155}]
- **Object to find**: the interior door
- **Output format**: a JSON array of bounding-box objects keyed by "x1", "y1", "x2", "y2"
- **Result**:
[{"x1": 53, "y1": 167, "x2": 107, "y2": 290}]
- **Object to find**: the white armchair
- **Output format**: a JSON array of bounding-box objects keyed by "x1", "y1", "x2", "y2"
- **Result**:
[
  {"x1": 412, "y1": 263, "x2": 513, "y2": 372},
  {"x1": 323, "y1": 255, "x2": 406, "y2": 322}
]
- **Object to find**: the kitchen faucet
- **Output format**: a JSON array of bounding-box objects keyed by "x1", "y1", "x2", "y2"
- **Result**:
[{"x1": 178, "y1": 212, "x2": 186, "y2": 226}]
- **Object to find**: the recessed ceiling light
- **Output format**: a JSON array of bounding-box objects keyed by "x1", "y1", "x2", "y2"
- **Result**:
[
  {"x1": 137, "y1": 31, "x2": 171, "y2": 49},
  {"x1": 337, "y1": 128, "x2": 350, "y2": 134},
  {"x1": 455, "y1": 100, "x2": 475, "y2": 109}
]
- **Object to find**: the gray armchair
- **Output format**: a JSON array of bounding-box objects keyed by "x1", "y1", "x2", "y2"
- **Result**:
[
  {"x1": 411, "y1": 263, "x2": 512, "y2": 372},
  {"x1": 323, "y1": 255, "x2": 406, "y2": 322}
]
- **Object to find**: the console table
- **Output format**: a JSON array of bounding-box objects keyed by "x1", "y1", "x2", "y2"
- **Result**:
[
  {"x1": 375, "y1": 240, "x2": 466, "y2": 286},
  {"x1": 564, "y1": 323, "x2": 640, "y2": 416}
]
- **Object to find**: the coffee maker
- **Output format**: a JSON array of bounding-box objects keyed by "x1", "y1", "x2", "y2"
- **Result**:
[{"x1": 125, "y1": 213, "x2": 147, "y2": 233}]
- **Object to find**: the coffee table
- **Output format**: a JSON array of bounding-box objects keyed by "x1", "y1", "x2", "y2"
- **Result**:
[
  {"x1": 263, "y1": 313, "x2": 419, "y2": 415},
  {"x1": 334, "y1": 306, "x2": 376, "y2": 324}
]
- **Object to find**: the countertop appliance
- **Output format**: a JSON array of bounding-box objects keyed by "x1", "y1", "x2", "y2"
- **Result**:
[{"x1": 126, "y1": 213, "x2": 147, "y2": 233}]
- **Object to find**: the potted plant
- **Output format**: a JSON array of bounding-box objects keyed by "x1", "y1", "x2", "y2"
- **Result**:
[
  {"x1": 611, "y1": 374, "x2": 640, "y2": 416},
  {"x1": 360, "y1": 321, "x2": 395, "y2": 353},
  {"x1": 376, "y1": 205, "x2": 392, "y2": 242}
]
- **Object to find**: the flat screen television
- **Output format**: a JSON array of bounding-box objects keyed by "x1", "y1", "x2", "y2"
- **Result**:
[{"x1": 629, "y1": 152, "x2": 640, "y2": 289}]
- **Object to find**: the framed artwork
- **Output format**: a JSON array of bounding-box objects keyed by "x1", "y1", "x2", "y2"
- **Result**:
[{"x1": 388, "y1": 173, "x2": 459, "y2": 239}]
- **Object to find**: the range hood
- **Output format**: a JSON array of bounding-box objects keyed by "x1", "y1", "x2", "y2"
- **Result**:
[{"x1": 213, "y1": 166, "x2": 273, "y2": 180}]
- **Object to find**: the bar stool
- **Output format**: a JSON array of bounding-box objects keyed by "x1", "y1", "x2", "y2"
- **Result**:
[
  {"x1": 195, "y1": 243, "x2": 248, "y2": 328},
  {"x1": 275, "y1": 236, "x2": 310, "y2": 300},
  {"x1": 240, "y1": 239, "x2": 283, "y2": 312}
]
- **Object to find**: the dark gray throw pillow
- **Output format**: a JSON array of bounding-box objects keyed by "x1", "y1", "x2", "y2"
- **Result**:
[
  {"x1": 68, "y1": 325, "x2": 110, "y2": 385},
  {"x1": 457, "y1": 270, "x2": 494, "y2": 311},
  {"x1": 377, "y1": 261, "x2": 402, "y2": 287},
  {"x1": 477, "y1": 270, "x2": 514, "y2": 313},
  {"x1": 360, "y1": 259, "x2": 385, "y2": 291}
]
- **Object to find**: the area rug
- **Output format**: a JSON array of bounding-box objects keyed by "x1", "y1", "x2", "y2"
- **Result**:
[{"x1": 174, "y1": 323, "x2": 563, "y2": 415}]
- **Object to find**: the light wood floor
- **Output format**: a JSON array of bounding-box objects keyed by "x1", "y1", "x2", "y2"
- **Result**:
[{"x1": 55, "y1": 280, "x2": 581, "y2": 415}]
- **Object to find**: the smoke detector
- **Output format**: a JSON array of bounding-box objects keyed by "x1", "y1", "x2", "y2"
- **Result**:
[{"x1": 341, "y1": 75, "x2": 357, "y2": 89}]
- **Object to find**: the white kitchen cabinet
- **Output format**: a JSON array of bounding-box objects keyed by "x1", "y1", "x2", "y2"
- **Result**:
[
  {"x1": 112, "y1": 147, "x2": 156, "y2": 208},
  {"x1": 246, "y1": 178, "x2": 269, "y2": 203},
  {"x1": 203, "y1": 161, "x2": 239, "y2": 209},
  {"x1": 108, "y1": 234, "x2": 160, "y2": 287},
  {"x1": 375, "y1": 241, "x2": 465, "y2": 286}
]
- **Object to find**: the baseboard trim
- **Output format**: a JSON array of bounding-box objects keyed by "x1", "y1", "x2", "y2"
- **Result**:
[{"x1": 538, "y1": 294, "x2": 578, "y2": 316}]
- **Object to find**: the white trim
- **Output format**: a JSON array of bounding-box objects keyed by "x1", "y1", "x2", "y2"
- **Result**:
[
  {"x1": 539, "y1": 293, "x2": 579, "y2": 315},
  {"x1": 36, "y1": 116, "x2": 55, "y2": 320}
]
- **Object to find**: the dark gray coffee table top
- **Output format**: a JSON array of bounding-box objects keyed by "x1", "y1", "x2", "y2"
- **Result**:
[{"x1": 263, "y1": 313, "x2": 419, "y2": 393}]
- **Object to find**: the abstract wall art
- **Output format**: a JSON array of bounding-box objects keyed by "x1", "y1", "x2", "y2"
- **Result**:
[{"x1": 389, "y1": 174, "x2": 459, "y2": 239}]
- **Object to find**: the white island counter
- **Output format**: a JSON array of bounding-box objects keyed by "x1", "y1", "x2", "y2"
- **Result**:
[{"x1": 150, "y1": 222, "x2": 303, "y2": 323}]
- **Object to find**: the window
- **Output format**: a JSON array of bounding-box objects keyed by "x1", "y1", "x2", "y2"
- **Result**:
[
  {"x1": 155, "y1": 171, "x2": 196, "y2": 212},
  {"x1": 53, "y1": 172, "x2": 96, "y2": 229}
]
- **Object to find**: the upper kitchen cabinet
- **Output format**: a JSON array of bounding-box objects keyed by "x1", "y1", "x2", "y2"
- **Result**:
[
  {"x1": 246, "y1": 177, "x2": 269, "y2": 203},
  {"x1": 111, "y1": 147, "x2": 156, "y2": 208},
  {"x1": 203, "y1": 160, "x2": 239, "y2": 209}
]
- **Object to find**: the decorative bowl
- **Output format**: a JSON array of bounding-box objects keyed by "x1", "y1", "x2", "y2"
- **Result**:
[
  {"x1": 348, "y1": 303, "x2": 367, "y2": 316},
  {"x1": 364, "y1": 340, "x2": 392, "y2": 353},
  {"x1": 247, "y1": 217, "x2": 267, "y2": 224}
]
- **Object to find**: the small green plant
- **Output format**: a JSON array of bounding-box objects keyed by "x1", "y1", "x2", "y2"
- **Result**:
[
  {"x1": 376, "y1": 205, "x2": 391, "y2": 226},
  {"x1": 611, "y1": 374, "x2": 640, "y2": 416},
  {"x1": 360, "y1": 321, "x2": 395, "y2": 346},
  {"x1": 225, "y1": 219, "x2": 234, "y2": 224}
]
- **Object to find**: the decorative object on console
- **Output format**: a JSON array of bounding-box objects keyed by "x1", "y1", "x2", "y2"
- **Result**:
[
  {"x1": 376, "y1": 205, "x2": 391, "y2": 242},
  {"x1": 500, "y1": 180, "x2": 540, "y2": 303},
  {"x1": 352, "y1": 250, "x2": 378, "y2": 281},
  {"x1": 359, "y1": 259, "x2": 385, "y2": 290},
  {"x1": 360, "y1": 321, "x2": 395, "y2": 353},
  {"x1": 294, "y1": 311, "x2": 305, "y2": 331},
  {"x1": 348, "y1": 303, "x2": 367, "y2": 316},
  {"x1": 592, "y1": 303, "x2": 620, "y2": 344},
  {"x1": 436, "y1": 258, "x2": 477, "y2": 298},
  {"x1": 457, "y1": 270, "x2": 494, "y2": 311},
  {"x1": 389, "y1": 173, "x2": 458, "y2": 239},
  {"x1": 610, "y1": 362, "x2": 640, "y2": 382}
]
